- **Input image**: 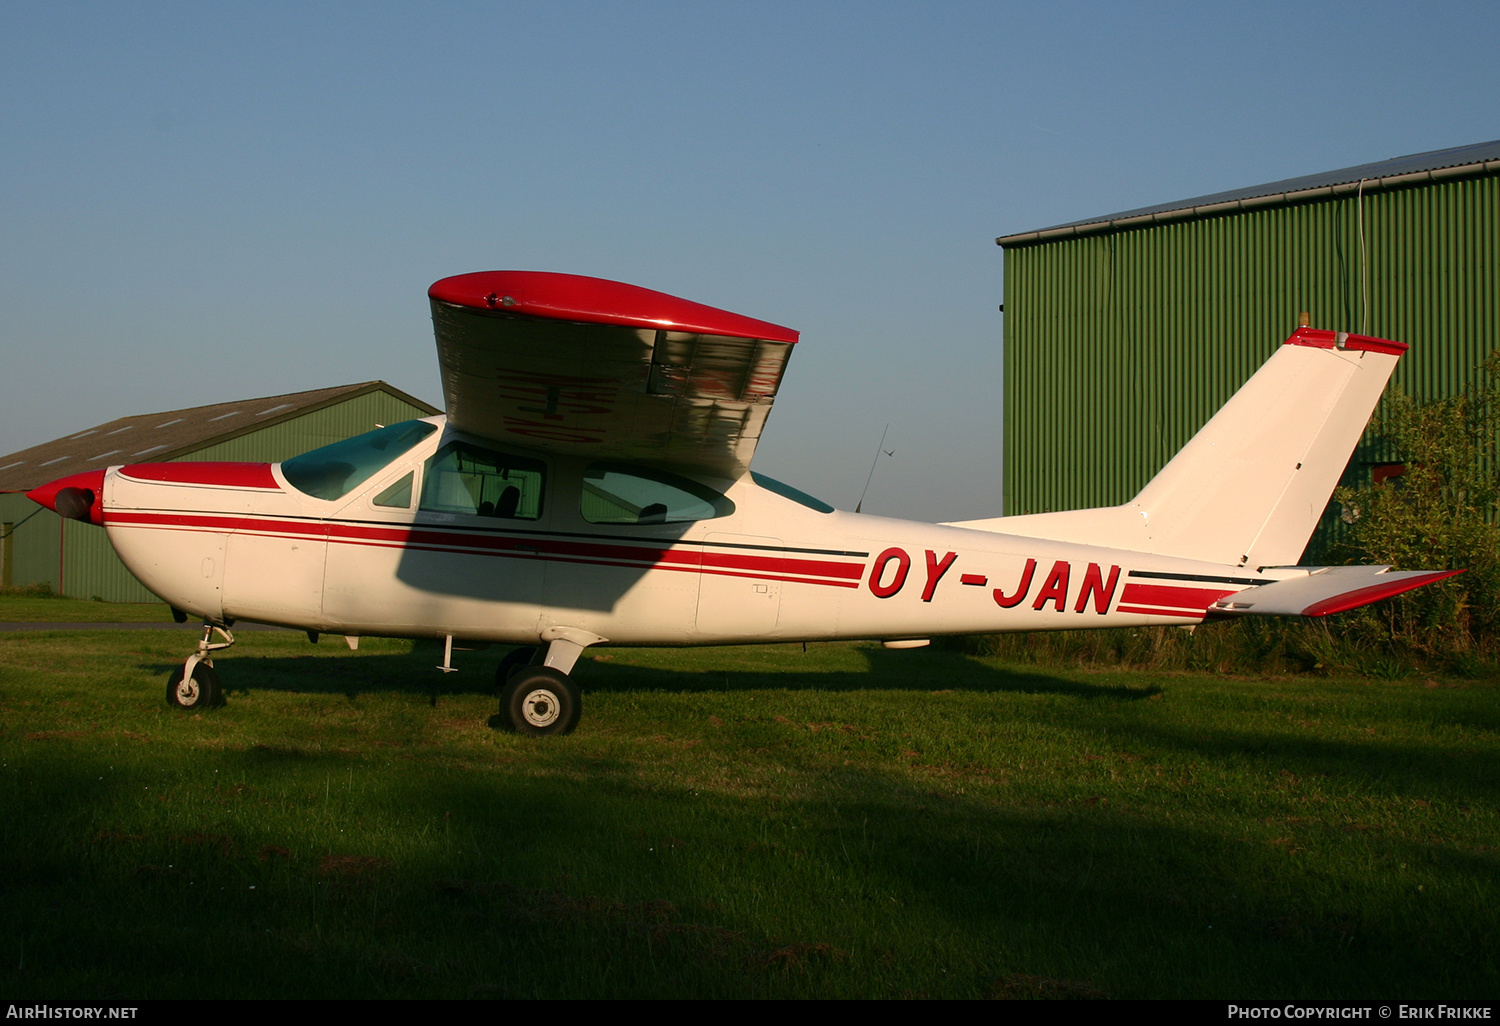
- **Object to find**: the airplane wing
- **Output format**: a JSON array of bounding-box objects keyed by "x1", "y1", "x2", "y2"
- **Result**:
[{"x1": 428, "y1": 271, "x2": 799, "y2": 478}]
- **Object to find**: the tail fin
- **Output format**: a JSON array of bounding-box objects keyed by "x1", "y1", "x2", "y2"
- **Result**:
[{"x1": 948, "y1": 328, "x2": 1407, "y2": 568}]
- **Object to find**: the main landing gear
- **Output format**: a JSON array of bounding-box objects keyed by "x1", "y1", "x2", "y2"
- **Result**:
[
  {"x1": 493, "y1": 646, "x2": 581, "y2": 735},
  {"x1": 166, "y1": 624, "x2": 235, "y2": 710},
  {"x1": 502, "y1": 665, "x2": 581, "y2": 736},
  {"x1": 485, "y1": 628, "x2": 600, "y2": 736}
]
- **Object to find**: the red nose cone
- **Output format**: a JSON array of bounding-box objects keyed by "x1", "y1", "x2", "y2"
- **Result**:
[{"x1": 27, "y1": 469, "x2": 107, "y2": 525}]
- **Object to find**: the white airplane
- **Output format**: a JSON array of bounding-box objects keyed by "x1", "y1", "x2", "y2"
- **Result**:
[{"x1": 28, "y1": 271, "x2": 1459, "y2": 734}]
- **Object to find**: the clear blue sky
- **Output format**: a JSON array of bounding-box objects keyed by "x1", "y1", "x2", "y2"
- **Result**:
[{"x1": 4, "y1": 1, "x2": 1497, "y2": 521}]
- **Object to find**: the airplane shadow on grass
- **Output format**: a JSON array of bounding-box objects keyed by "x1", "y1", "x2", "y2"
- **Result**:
[
  {"x1": 45, "y1": 644, "x2": 1494, "y2": 998},
  {"x1": 65, "y1": 648, "x2": 1500, "y2": 1001},
  {"x1": 132, "y1": 639, "x2": 1497, "y2": 806},
  {"x1": 139, "y1": 639, "x2": 1162, "y2": 704}
]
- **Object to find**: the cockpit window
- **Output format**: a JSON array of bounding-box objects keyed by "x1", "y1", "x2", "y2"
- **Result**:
[
  {"x1": 751, "y1": 472, "x2": 835, "y2": 513},
  {"x1": 281, "y1": 421, "x2": 437, "y2": 501},
  {"x1": 372, "y1": 472, "x2": 415, "y2": 509},
  {"x1": 420, "y1": 442, "x2": 544, "y2": 520},
  {"x1": 581, "y1": 464, "x2": 733, "y2": 524}
]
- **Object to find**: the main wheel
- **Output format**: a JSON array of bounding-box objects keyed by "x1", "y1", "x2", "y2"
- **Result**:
[
  {"x1": 495, "y1": 646, "x2": 539, "y2": 688},
  {"x1": 500, "y1": 667, "x2": 580, "y2": 736},
  {"x1": 166, "y1": 661, "x2": 224, "y2": 710}
]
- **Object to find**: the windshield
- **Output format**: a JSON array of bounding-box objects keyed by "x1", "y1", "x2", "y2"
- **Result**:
[{"x1": 281, "y1": 420, "x2": 438, "y2": 501}]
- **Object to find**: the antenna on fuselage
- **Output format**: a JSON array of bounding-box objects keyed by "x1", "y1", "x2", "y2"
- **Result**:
[{"x1": 854, "y1": 423, "x2": 893, "y2": 514}]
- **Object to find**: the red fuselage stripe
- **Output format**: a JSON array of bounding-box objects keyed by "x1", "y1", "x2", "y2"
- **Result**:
[{"x1": 107, "y1": 511, "x2": 865, "y2": 586}]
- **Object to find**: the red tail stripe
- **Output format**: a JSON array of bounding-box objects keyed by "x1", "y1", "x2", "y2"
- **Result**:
[
  {"x1": 1284, "y1": 326, "x2": 1407, "y2": 358},
  {"x1": 1120, "y1": 582, "x2": 1238, "y2": 609}
]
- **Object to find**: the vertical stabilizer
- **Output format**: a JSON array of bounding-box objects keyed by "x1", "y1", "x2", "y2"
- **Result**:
[
  {"x1": 947, "y1": 328, "x2": 1407, "y2": 568},
  {"x1": 1132, "y1": 329, "x2": 1405, "y2": 566}
]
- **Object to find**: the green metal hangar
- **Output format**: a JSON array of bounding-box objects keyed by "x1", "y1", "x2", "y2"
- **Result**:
[
  {"x1": 997, "y1": 139, "x2": 1500, "y2": 523},
  {"x1": 0, "y1": 382, "x2": 437, "y2": 601}
]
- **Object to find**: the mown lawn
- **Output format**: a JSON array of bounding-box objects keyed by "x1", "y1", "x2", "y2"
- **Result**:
[
  {"x1": 0, "y1": 617, "x2": 1495, "y2": 999},
  {"x1": 0, "y1": 592, "x2": 174, "y2": 622}
]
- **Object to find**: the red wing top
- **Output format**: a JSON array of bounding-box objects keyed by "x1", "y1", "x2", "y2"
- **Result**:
[{"x1": 428, "y1": 271, "x2": 799, "y2": 478}]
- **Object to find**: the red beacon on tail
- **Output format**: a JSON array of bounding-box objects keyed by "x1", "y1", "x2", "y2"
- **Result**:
[{"x1": 30, "y1": 272, "x2": 1460, "y2": 734}]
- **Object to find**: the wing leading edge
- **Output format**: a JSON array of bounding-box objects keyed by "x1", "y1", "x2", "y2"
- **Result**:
[{"x1": 429, "y1": 271, "x2": 799, "y2": 478}]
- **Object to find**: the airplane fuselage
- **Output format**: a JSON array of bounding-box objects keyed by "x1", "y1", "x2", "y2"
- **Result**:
[{"x1": 95, "y1": 416, "x2": 1289, "y2": 649}]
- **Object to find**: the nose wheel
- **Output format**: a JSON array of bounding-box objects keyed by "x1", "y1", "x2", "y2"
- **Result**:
[
  {"x1": 166, "y1": 661, "x2": 224, "y2": 709},
  {"x1": 500, "y1": 666, "x2": 581, "y2": 736},
  {"x1": 166, "y1": 624, "x2": 234, "y2": 710}
]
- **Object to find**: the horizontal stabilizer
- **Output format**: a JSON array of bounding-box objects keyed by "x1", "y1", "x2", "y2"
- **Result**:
[{"x1": 1210, "y1": 566, "x2": 1464, "y2": 618}]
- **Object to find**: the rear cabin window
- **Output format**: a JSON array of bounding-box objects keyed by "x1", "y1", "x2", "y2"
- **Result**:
[
  {"x1": 420, "y1": 442, "x2": 544, "y2": 520},
  {"x1": 581, "y1": 464, "x2": 733, "y2": 525},
  {"x1": 281, "y1": 421, "x2": 437, "y2": 501},
  {"x1": 751, "y1": 471, "x2": 835, "y2": 513}
]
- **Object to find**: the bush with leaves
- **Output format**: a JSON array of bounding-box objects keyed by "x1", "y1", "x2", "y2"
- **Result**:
[{"x1": 1328, "y1": 351, "x2": 1500, "y2": 662}]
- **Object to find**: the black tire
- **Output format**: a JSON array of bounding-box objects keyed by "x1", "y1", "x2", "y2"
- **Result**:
[
  {"x1": 500, "y1": 666, "x2": 580, "y2": 736},
  {"x1": 495, "y1": 646, "x2": 539, "y2": 688},
  {"x1": 166, "y1": 661, "x2": 224, "y2": 710}
]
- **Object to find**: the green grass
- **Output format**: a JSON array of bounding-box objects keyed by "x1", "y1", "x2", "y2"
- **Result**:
[
  {"x1": 0, "y1": 615, "x2": 1496, "y2": 999},
  {"x1": 0, "y1": 585, "x2": 173, "y2": 622},
  {"x1": 961, "y1": 617, "x2": 1500, "y2": 678}
]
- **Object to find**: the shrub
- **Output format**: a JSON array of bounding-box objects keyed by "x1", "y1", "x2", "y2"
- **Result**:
[
  {"x1": 0, "y1": 581, "x2": 60, "y2": 598},
  {"x1": 1328, "y1": 351, "x2": 1500, "y2": 661}
]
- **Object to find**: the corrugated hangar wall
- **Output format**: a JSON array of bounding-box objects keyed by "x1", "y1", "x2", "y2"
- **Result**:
[
  {"x1": 1001, "y1": 171, "x2": 1500, "y2": 518},
  {"x1": 185, "y1": 392, "x2": 427, "y2": 463},
  {"x1": 1, "y1": 389, "x2": 434, "y2": 602}
]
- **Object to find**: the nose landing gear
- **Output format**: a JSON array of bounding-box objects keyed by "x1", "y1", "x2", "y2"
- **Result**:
[{"x1": 166, "y1": 624, "x2": 235, "y2": 710}]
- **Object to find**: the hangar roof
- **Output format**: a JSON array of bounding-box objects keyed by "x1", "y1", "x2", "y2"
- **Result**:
[
  {"x1": 0, "y1": 381, "x2": 437, "y2": 493},
  {"x1": 999, "y1": 139, "x2": 1500, "y2": 247}
]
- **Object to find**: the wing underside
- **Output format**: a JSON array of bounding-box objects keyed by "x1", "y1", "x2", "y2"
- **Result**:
[{"x1": 429, "y1": 272, "x2": 798, "y2": 478}]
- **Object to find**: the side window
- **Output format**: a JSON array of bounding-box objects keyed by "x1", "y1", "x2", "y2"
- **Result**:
[
  {"x1": 420, "y1": 442, "x2": 544, "y2": 520},
  {"x1": 581, "y1": 463, "x2": 733, "y2": 525},
  {"x1": 372, "y1": 472, "x2": 415, "y2": 510}
]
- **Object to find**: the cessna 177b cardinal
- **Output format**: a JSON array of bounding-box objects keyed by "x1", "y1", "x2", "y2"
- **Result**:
[{"x1": 27, "y1": 271, "x2": 1460, "y2": 734}]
